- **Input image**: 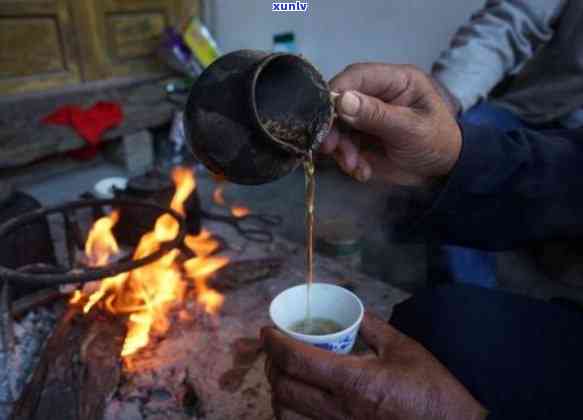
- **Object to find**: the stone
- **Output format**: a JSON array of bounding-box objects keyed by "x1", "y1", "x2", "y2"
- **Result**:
[
  {"x1": 0, "y1": 79, "x2": 177, "y2": 169},
  {"x1": 106, "y1": 130, "x2": 154, "y2": 176}
]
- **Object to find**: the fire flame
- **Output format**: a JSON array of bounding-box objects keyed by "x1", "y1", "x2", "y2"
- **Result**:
[
  {"x1": 231, "y1": 205, "x2": 250, "y2": 218},
  {"x1": 213, "y1": 181, "x2": 251, "y2": 219},
  {"x1": 184, "y1": 229, "x2": 220, "y2": 258},
  {"x1": 170, "y1": 167, "x2": 196, "y2": 216},
  {"x1": 85, "y1": 211, "x2": 120, "y2": 266},
  {"x1": 184, "y1": 230, "x2": 227, "y2": 314},
  {"x1": 72, "y1": 167, "x2": 228, "y2": 360},
  {"x1": 69, "y1": 290, "x2": 83, "y2": 304},
  {"x1": 184, "y1": 254, "x2": 228, "y2": 314},
  {"x1": 213, "y1": 185, "x2": 226, "y2": 206}
]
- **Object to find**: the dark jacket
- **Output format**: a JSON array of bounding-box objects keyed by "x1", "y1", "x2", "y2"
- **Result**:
[
  {"x1": 433, "y1": 0, "x2": 583, "y2": 126},
  {"x1": 412, "y1": 123, "x2": 583, "y2": 250}
]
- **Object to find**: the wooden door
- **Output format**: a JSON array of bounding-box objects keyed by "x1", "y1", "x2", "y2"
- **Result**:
[
  {"x1": 73, "y1": 0, "x2": 198, "y2": 81},
  {"x1": 0, "y1": 0, "x2": 82, "y2": 94}
]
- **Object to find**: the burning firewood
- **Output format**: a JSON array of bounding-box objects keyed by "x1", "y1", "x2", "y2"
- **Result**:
[
  {"x1": 11, "y1": 289, "x2": 62, "y2": 319},
  {"x1": 10, "y1": 168, "x2": 276, "y2": 419},
  {"x1": 10, "y1": 306, "x2": 126, "y2": 420}
]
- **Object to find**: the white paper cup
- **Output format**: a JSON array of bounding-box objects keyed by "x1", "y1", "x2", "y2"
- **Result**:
[{"x1": 269, "y1": 283, "x2": 364, "y2": 354}]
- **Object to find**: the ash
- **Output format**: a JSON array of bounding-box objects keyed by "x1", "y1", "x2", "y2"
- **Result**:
[{"x1": 0, "y1": 307, "x2": 57, "y2": 419}]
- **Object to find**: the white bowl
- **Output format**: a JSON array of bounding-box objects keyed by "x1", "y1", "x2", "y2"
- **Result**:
[
  {"x1": 269, "y1": 283, "x2": 364, "y2": 354},
  {"x1": 93, "y1": 177, "x2": 128, "y2": 199}
]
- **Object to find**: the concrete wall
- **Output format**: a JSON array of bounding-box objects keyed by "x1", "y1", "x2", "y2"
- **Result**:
[{"x1": 207, "y1": 0, "x2": 484, "y2": 79}]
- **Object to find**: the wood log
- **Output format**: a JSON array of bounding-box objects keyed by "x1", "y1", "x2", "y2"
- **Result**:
[
  {"x1": 210, "y1": 258, "x2": 283, "y2": 292},
  {"x1": 10, "y1": 306, "x2": 126, "y2": 420},
  {"x1": 11, "y1": 288, "x2": 63, "y2": 319}
]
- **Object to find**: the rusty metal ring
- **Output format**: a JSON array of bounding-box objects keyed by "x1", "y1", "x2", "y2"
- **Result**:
[{"x1": 0, "y1": 199, "x2": 187, "y2": 285}]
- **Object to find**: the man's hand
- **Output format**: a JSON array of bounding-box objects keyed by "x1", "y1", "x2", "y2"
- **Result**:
[
  {"x1": 263, "y1": 311, "x2": 487, "y2": 420},
  {"x1": 323, "y1": 63, "x2": 462, "y2": 187},
  {"x1": 431, "y1": 77, "x2": 463, "y2": 117}
]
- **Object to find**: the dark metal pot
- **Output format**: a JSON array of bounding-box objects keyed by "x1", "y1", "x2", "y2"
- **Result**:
[
  {"x1": 113, "y1": 171, "x2": 201, "y2": 246},
  {"x1": 184, "y1": 49, "x2": 334, "y2": 185},
  {"x1": 0, "y1": 189, "x2": 57, "y2": 297}
]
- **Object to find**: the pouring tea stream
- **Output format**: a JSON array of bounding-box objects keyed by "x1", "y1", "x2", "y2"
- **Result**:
[{"x1": 184, "y1": 49, "x2": 338, "y2": 336}]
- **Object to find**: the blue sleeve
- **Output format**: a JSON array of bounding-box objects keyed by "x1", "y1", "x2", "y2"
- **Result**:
[{"x1": 415, "y1": 123, "x2": 583, "y2": 250}]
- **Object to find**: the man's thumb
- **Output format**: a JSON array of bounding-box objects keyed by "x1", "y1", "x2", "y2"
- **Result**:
[
  {"x1": 359, "y1": 311, "x2": 403, "y2": 357},
  {"x1": 336, "y1": 91, "x2": 399, "y2": 139}
]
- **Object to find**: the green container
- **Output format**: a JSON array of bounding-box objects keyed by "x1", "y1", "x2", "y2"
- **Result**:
[{"x1": 316, "y1": 219, "x2": 362, "y2": 270}]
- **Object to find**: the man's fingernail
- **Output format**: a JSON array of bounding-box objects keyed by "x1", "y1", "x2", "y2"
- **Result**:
[
  {"x1": 339, "y1": 91, "x2": 360, "y2": 117},
  {"x1": 354, "y1": 164, "x2": 369, "y2": 182}
]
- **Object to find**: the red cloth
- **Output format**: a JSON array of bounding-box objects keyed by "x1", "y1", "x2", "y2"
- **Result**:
[{"x1": 42, "y1": 102, "x2": 123, "y2": 159}]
